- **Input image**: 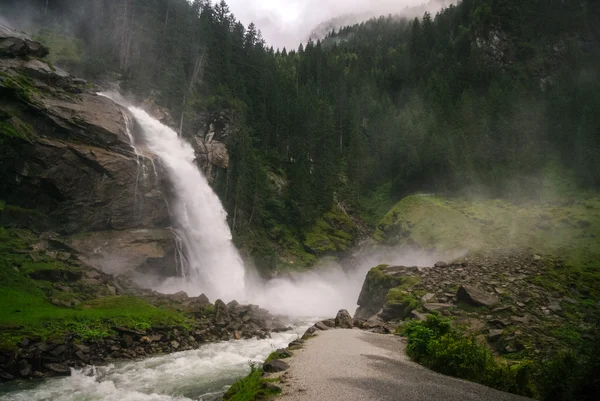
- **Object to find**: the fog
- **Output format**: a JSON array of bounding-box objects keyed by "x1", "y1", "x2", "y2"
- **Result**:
[{"x1": 225, "y1": 0, "x2": 451, "y2": 49}]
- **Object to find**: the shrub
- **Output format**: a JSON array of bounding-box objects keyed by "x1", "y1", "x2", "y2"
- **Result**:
[
  {"x1": 402, "y1": 314, "x2": 534, "y2": 397},
  {"x1": 535, "y1": 337, "x2": 600, "y2": 401}
]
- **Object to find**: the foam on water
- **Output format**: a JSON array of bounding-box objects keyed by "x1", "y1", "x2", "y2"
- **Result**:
[{"x1": 0, "y1": 327, "x2": 309, "y2": 401}]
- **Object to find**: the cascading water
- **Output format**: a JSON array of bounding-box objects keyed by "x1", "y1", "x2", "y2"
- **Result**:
[
  {"x1": 128, "y1": 107, "x2": 246, "y2": 302},
  {"x1": 0, "y1": 327, "x2": 310, "y2": 401}
]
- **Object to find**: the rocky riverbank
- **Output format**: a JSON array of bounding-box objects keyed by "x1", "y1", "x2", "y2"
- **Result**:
[
  {"x1": 353, "y1": 250, "x2": 599, "y2": 359},
  {"x1": 0, "y1": 226, "x2": 290, "y2": 383}
]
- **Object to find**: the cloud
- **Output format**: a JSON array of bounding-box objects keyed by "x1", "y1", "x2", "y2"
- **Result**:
[{"x1": 225, "y1": 0, "x2": 443, "y2": 49}]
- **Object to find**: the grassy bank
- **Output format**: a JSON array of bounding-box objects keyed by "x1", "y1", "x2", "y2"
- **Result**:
[{"x1": 0, "y1": 226, "x2": 190, "y2": 349}]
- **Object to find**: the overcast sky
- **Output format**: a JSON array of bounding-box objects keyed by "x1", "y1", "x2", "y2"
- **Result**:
[{"x1": 225, "y1": 0, "x2": 428, "y2": 49}]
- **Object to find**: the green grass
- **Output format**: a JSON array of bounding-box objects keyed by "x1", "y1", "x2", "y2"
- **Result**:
[
  {"x1": 265, "y1": 350, "x2": 291, "y2": 363},
  {"x1": 0, "y1": 226, "x2": 190, "y2": 347},
  {"x1": 223, "y1": 365, "x2": 281, "y2": 401},
  {"x1": 375, "y1": 194, "x2": 600, "y2": 302}
]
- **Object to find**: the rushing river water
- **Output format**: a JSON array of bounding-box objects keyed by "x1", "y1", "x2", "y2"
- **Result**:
[{"x1": 0, "y1": 325, "x2": 310, "y2": 401}]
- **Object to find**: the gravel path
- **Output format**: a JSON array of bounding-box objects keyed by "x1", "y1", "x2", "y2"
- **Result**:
[{"x1": 276, "y1": 329, "x2": 532, "y2": 401}]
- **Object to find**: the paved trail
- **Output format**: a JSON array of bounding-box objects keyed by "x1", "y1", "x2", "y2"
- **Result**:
[{"x1": 276, "y1": 329, "x2": 532, "y2": 401}]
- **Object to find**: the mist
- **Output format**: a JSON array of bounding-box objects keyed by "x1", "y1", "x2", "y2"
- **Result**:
[{"x1": 225, "y1": 0, "x2": 451, "y2": 49}]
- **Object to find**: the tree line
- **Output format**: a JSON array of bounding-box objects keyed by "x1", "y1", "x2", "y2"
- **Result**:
[{"x1": 2, "y1": 0, "x2": 599, "y2": 271}]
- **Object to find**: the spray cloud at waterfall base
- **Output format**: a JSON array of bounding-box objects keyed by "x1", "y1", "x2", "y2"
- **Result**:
[{"x1": 102, "y1": 93, "x2": 443, "y2": 318}]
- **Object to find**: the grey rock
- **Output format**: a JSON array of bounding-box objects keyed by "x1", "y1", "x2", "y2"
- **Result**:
[
  {"x1": 548, "y1": 301, "x2": 562, "y2": 312},
  {"x1": 263, "y1": 359, "x2": 290, "y2": 373},
  {"x1": 434, "y1": 261, "x2": 448, "y2": 268},
  {"x1": 457, "y1": 285, "x2": 500, "y2": 307},
  {"x1": 488, "y1": 329, "x2": 504, "y2": 342},
  {"x1": 410, "y1": 310, "x2": 429, "y2": 321},
  {"x1": 19, "y1": 360, "x2": 32, "y2": 377},
  {"x1": 314, "y1": 321, "x2": 330, "y2": 331},
  {"x1": 421, "y1": 293, "x2": 435, "y2": 303},
  {"x1": 0, "y1": 24, "x2": 49, "y2": 58},
  {"x1": 423, "y1": 303, "x2": 453, "y2": 313},
  {"x1": 50, "y1": 344, "x2": 67, "y2": 356},
  {"x1": 44, "y1": 363, "x2": 70, "y2": 375},
  {"x1": 335, "y1": 309, "x2": 353, "y2": 328}
]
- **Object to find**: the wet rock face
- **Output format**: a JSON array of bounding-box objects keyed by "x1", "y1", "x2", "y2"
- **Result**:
[
  {"x1": 187, "y1": 111, "x2": 239, "y2": 183},
  {"x1": 64, "y1": 229, "x2": 182, "y2": 277},
  {"x1": 0, "y1": 26, "x2": 172, "y2": 235},
  {"x1": 0, "y1": 25, "x2": 49, "y2": 58},
  {"x1": 0, "y1": 24, "x2": 180, "y2": 278}
]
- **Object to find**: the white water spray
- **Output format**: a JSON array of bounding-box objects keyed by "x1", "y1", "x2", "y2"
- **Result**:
[{"x1": 128, "y1": 107, "x2": 246, "y2": 302}]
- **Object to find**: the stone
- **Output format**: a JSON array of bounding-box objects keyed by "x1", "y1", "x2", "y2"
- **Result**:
[
  {"x1": 197, "y1": 294, "x2": 210, "y2": 305},
  {"x1": 214, "y1": 299, "x2": 230, "y2": 323},
  {"x1": 335, "y1": 309, "x2": 353, "y2": 328},
  {"x1": 423, "y1": 303, "x2": 453, "y2": 313},
  {"x1": 170, "y1": 341, "x2": 180, "y2": 349},
  {"x1": 488, "y1": 329, "x2": 504, "y2": 342},
  {"x1": 44, "y1": 363, "x2": 70, "y2": 375},
  {"x1": 50, "y1": 344, "x2": 67, "y2": 356},
  {"x1": 380, "y1": 301, "x2": 417, "y2": 321},
  {"x1": 0, "y1": 24, "x2": 49, "y2": 58},
  {"x1": 457, "y1": 285, "x2": 499, "y2": 307},
  {"x1": 548, "y1": 301, "x2": 562, "y2": 312},
  {"x1": 314, "y1": 321, "x2": 329, "y2": 331},
  {"x1": 410, "y1": 310, "x2": 429, "y2": 321},
  {"x1": 74, "y1": 344, "x2": 90, "y2": 353},
  {"x1": 263, "y1": 359, "x2": 290, "y2": 373},
  {"x1": 511, "y1": 315, "x2": 530, "y2": 324},
  {"x1": 122, "y1": 335, "x2": 134, "y2": 347},
  {"x1": 421, "y1": 293, "x2": 435, "y2": 303},
  {"x1": 434, "y1": 261, "x2": 448, "y2": 268},
  {"x1": 233, "y1": 331, "x2": 242, "y2": 340},
  {"x1": 275, "y1": 349, "x2": 293, "y2": 358},
  {"x1": 19, "y1": 360, "x2": 32, "y2": 377}
]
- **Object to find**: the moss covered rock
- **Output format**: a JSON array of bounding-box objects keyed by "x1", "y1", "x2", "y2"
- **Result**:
[{"x1": 355, "y1": 265, "x2": 420, "y2": 319}]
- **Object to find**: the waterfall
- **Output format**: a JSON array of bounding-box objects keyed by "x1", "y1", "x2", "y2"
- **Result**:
[{"x1": 128, "y1": 107, "x2": 246, "y2": 301}]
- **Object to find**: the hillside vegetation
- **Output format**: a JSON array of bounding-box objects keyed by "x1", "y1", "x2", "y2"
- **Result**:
[{"x1": 1, "y1": 0, "x2": 598, "y2": 272}]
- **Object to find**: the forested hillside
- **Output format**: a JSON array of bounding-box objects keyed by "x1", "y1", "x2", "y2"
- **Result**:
[{"x1": 2, "y1": 0, "x2": 599, "y2": 272}]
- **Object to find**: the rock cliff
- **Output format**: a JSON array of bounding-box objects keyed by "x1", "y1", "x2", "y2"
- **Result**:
[{"x1": 0, "y1": 25, "x2": 177, "y2": 278}]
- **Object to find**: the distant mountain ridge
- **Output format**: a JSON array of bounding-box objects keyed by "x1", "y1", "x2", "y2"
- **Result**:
[{"x1": 306, "y1": 0, "x2": 454, "y2": 42}]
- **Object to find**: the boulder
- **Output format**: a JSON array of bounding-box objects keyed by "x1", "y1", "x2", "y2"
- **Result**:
[
  {"x1": 410, "y1": 310, "x2": 429, "y2": 322},
  {"x1": 423, "y1": 303, "x2": 453, "y2": 313},
  {"x1": 335, "y1": 309, "x2": 353, "y2": 328},
  {"x1": 355, "y1": 265, "x2": 419, "y2": 319},
  {"x1": 263, "y1": 359, "x2": 290, "y2": 373},
  {"x1": 0, "y1": 24, "x2": 49, "y2": 58},
  {"x1": 314, "y1": 321, "x2": 330, "y2": 331},
  {"x1": 457, "y1": 285, "x2": 499, "y2": 307},
  {"x1": 379, "y1": 302, "x2": 415, "y2": 322},
  {"x1": 18, "y1": 360, "x2": 31, "y2": 377},
  {"x1": 43, "y1": 363, "x2": 70, "y2": 375},
  {"x1": 488, "y1": 329, "x2": 504, "y2": 342},
  {"x1": 214, "y1": 299, "x2": 230, "y2": 323}
]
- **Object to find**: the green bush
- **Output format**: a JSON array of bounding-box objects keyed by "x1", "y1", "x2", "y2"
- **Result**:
[
  {"x1": 402, "y1": 314, "x2": 534, "y2": 397},
  {"x1": 535, "y1": 337, "x2": 600, "y2": 401}
]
